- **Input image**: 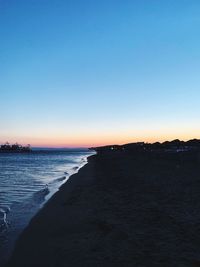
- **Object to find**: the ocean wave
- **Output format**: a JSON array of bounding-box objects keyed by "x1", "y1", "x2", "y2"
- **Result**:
[
  {"x1": 33, "y1": 185, "x2": 50, "y2": 203},
  {"x1": 54, "y1": 176, "x2": 66, "y2": 182},
  {"x1": 72, "y1": 166, "x2": 79, "y2": 170},
  {"x1": 0, "y1": 206, "x2": 10, "y2": 231}
]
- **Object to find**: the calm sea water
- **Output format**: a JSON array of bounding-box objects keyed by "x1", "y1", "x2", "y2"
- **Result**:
[{"x1": 0, "y1": 150, "x2": 94, "y2": 266}]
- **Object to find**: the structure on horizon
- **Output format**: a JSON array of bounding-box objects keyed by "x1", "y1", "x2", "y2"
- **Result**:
[{"x1": 0, "y1": 142, "x2": 31, "y2": 153}]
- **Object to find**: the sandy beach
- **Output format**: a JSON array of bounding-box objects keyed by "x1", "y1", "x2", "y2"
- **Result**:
[{"x1": 6, "y1": 149, "x2": 200, "y2": 267}]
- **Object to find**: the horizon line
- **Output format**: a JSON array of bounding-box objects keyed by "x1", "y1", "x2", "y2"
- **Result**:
[{"x1": 1, "y1": 137, "x2": 200, "y2": 149}]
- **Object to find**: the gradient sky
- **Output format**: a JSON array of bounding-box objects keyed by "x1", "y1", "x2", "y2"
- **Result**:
[{"x1": 1, "y1": 0, "x2": 200, "y2": 147}]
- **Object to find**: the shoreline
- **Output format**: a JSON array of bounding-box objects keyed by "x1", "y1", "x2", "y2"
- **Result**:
[
  {"x1": 0, "y1": 152, "x2": 93, "y2": 267},
  {"x1": 6, "y1": 150, "x2": 200, "y2": 266},
  {"x1": 6, "y1": 154, "x2": 97, "y2": 267}
]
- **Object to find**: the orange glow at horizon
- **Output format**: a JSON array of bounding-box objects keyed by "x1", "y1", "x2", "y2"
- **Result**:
[{"x1": 1, "y1": 130, "x2": 200, "y2": 148}]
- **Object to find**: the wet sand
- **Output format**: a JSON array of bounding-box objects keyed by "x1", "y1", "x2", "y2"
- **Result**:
[{"x1": 6, "y1": 150, "x2": 200, "y2": 267}]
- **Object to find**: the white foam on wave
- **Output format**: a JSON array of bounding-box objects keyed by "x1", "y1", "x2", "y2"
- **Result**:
[
  {"x1": 0, "y1": 206, "x2": 10, "y2": 230},
  {"x1": 54, "y1": 176, "x2": 67, "y2": 183},
  {"x1": 33, "y1": 185, "x2": 50, "y2": 203}
]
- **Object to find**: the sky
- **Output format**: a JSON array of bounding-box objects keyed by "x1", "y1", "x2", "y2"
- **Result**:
[{"x1": 0, "y1": 0, "x2": 200, "y2": 147}]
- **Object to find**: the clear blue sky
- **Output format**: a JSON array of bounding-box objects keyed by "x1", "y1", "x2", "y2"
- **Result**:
[{"x1": 0, "y1": 0, "x2": 200, "y2": 147}]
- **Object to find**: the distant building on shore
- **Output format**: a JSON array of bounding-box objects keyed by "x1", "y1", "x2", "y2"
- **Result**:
[{"x1": 0, "y1": 142, "x2": 32, "y2": 153}]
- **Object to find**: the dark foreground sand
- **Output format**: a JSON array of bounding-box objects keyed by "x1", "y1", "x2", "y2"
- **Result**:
[{"x1": 6, "y1": 151, "x2": 200, "y2": 267}]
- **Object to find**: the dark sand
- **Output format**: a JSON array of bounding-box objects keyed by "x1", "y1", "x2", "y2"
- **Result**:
[{"x1": 6, "y1": 151, "x2": 200, "y2": 267}]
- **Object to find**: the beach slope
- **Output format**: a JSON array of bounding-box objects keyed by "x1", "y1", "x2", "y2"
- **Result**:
[{"x1": 7, "y1": 151, "x2": 200, "y2": 267}]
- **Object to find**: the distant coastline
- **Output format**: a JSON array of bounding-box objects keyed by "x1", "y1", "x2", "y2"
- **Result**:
[{"x1": 90, "y1": 138, "x2": 200, "y2": 153}]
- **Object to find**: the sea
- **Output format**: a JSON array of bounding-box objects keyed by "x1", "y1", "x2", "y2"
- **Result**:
[{"x1": 0, "y1": 149, "x2": 94, "y2": 266}]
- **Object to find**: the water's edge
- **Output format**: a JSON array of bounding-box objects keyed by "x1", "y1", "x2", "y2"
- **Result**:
[{"x1": 0, "y1": 152, "x2": 95, "y2": 267}]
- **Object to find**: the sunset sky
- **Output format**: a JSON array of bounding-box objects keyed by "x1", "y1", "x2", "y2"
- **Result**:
[{"x1": 1, "y1": 0, "x2": 200, "y2": 147}]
